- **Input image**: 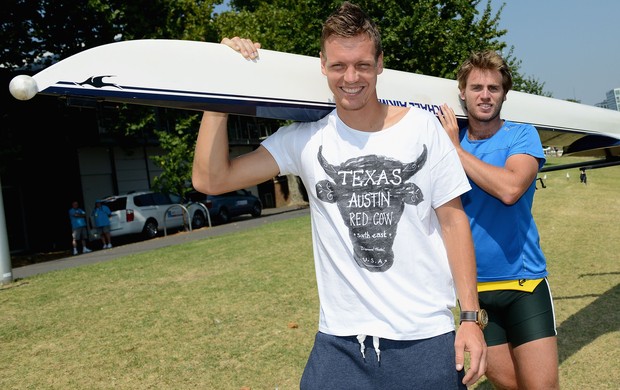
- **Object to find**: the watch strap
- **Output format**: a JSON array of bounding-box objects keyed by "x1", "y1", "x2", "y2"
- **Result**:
[{"x1": 459, "y1": 311, "x2": 478, "y2": 323}]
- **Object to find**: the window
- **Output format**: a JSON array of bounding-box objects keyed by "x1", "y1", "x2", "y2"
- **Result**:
[{"x1": 103, "y1": 197, "x2": 127, "y2": 212}]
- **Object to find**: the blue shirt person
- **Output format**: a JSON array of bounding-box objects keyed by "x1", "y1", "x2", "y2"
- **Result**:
[
  {"x1": 69, "y1": 200, "x2": 91, "y2": 255},
  {"x1": 92, "y1": 200, "x2": 113, "y2": 249}
]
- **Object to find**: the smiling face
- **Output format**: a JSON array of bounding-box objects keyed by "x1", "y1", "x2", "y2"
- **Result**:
[
  {"x1": 320, "y1": 34, "x2": 383, "y2": 114},
  {"x1": 460, "y1": 68, "x2": 506, "y2": 125}
]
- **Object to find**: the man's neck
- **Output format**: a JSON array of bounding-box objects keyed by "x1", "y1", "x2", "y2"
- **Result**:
[
  {"x1": 467, "y1": 117, "x2": 504, "y2": 140},
  {"x1": 337, "y1": 103, "x2": 400, "y2": 132}
]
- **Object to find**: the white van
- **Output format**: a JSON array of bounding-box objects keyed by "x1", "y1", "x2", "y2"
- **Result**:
[{"x1": 100, "y1": 191, "x2": 193, "y2": 239}]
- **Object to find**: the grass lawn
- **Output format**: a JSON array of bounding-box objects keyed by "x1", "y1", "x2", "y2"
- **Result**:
[{"x1": 1, "y1": 156, "x2": 618, "y2": 389}]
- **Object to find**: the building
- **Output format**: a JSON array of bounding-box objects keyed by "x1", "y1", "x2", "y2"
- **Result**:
[{"x1": 595, "y1": 88, "x2": 620, "y2": 111}]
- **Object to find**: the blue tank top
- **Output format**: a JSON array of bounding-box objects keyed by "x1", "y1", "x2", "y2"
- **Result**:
[{"x1": 460, "y1": 121, "x2": 548, "y2": 281}]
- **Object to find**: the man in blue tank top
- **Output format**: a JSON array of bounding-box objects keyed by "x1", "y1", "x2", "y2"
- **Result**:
[{"x1": 439, "y1": 51, "x2": 559, "y2": 389}]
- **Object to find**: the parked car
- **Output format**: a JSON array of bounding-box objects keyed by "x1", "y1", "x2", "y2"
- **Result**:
[
  {"x1": 100, "y1": 191, "x2": 193, "y2": 239},
  {"x1": 187, "y1": 189, "x2": 263, "y2": 227}
]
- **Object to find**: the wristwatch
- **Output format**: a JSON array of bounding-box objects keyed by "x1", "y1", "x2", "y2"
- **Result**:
[{"x1": 459, "y1": 309, "x2": 488, "y2": 330}]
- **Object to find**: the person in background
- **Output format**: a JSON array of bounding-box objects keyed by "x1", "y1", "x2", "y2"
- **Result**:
[
  {"x1": 579, "y1": 168, "x2": 587, "y2": 185},
  {"x1": 69, "y1": 200, "x2": 92, "y2": 255},
  {"x1": 439, "y1": 50, "x2": 559, "y2": 389},
  {"x1": 193, "y1": 2, "x2": 486, "y2": 388},
  {"x1": 92, "y1": 200, "x2": 113, "y2": 249}
]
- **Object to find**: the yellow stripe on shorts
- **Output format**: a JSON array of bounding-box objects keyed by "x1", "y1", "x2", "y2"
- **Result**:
[{"x1": 477, "y1": 278, "x2": 544, "y2": 293}]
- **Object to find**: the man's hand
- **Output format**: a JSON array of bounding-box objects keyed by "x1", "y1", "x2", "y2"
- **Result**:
[
  {"x1": 439, "y1": 103, "x2": 461, "y2": 148},
  {"x1": 221, "y1": 37, "x2": 261, "y2": 60},
  {"x1": 455, "y1": 321, "x2": 487, "y2": 386}
]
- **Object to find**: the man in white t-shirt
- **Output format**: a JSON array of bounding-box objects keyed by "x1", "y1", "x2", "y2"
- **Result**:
[{"x1": 192, "y1": 2, "x2": 486, "y2": 388}]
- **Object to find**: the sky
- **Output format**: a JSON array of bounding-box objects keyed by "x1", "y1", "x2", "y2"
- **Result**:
[
  {"x1": 481, "y1": 0, "x2": 620, "y2": 105},
  {"x1": 214, "y1": 1, "x2": 620, "y2": 106}
]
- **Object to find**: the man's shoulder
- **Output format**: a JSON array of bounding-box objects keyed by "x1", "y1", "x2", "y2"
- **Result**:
[
  {"x1": 274, "y1": 111, "x2": 334, "y2": 135},
  {"x1": 398, "y1": 106, "x2": 443, "y2": 126},
  {"x1": 504, "y1": 120, "x2": 536, "y2": 132}
]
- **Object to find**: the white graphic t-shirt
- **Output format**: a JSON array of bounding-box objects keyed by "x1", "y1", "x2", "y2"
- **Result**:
[{"x1": 262, "y1": 107, "x2": 471, "y2": 340}]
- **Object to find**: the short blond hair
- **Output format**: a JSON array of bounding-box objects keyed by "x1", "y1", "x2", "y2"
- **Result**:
[{"x1": 457, "y1": 50, "x2": 513, "y2": 92}]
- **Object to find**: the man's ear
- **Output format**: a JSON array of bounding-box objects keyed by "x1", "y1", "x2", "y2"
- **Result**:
[
  {"x1": 320, "y1": 52, "x2": 327, "y2": 76},
  {"x1": 459, "y1": 90, "x2": 467, "y2": 112}
]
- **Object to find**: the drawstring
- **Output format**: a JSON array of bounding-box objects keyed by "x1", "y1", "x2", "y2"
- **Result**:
[
  {"x1": 356, "y1": 335, "x2": 367, "y2": 359},
  {"x1": 356, "y1": 334, "x2": 381, "y2": 362},
  {"x1": 373, "y1": 336, "x2": 381, "y2": 362}
]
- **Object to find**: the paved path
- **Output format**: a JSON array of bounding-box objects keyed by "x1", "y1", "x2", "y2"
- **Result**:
[{"x1": 12, "y1": 205, "x2": 310, "y2": 280}]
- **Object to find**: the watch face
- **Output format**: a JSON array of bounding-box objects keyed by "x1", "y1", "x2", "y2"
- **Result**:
[
  {"x1": 459, "y1": 310, "x2": 489, "y2": 330},
  {"x1": 479, "y1": 309, "x2": 489, "y2": 328}
]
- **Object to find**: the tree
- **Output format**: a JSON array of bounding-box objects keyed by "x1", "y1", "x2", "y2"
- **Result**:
[
  {"x1": 1, "y1": 0, "x2": 222, "y2": 69},
  {"x1": 217, "y1": 0, "x2": 549, "y2": 94},
  {"x1": 218, "y1": 1, "x2": 499, "y2": 76},
  {"x1": 152, "y1": 113, "x2": 202, "y2": 197}
]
